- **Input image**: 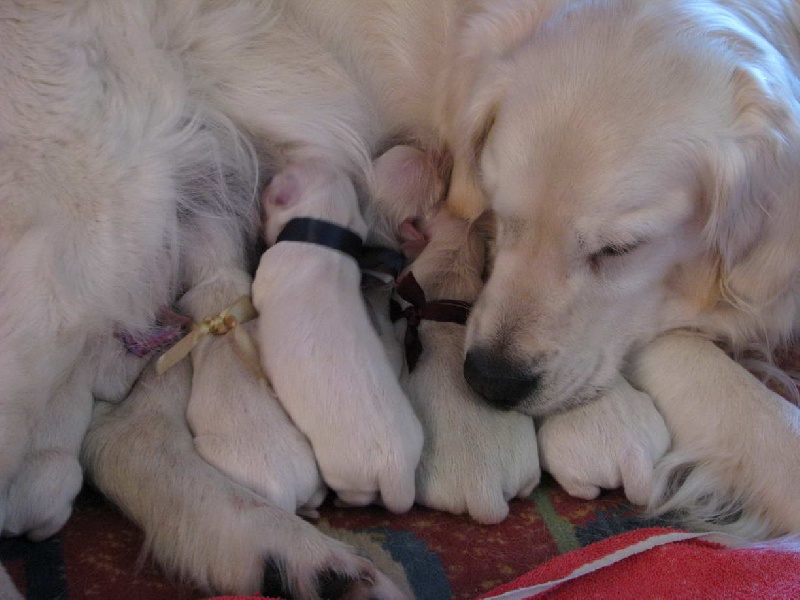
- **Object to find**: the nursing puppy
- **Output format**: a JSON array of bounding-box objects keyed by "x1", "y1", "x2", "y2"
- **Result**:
[
  {"x1": 370, "y1": 146, "x2": 540, "y2": 523},
  {"x1": 398, "y1": 208, "x2": 540, "y2": 523},
  {"x1": 253, "y1": 158, "x2": 424, "y2": 512},
  {"x1": 537, "y1": 377, "x2": 671, "y2": 506},
  {"x1": 186, "y1": 319, "x2": 327, "y2": 517}
]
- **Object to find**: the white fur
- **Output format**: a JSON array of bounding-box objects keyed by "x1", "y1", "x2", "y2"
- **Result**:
[
  {"x1": 0, "y1": 1, "x2": 404, "y2": 595},
  {"x1": 186, "y1": 320, "x2": 327, "y2": 517},
  {"x1": 83, "y1": 361, "x2": 410, "y2": 599},
  {"x1": 399, "y1": 208, "x2": 540, "y2": 524},
  {"x1": 629, "y1": 331, "x2": 800, "y2": 538},
  {"x1": 461, "y1": 0, "x2": 800, "y2": 415},
  {"x1": 370, "y1": 146, "x2": 540, "y2": 523},
  {"x1": 254, "y1": 159, "x2": 424, "y2": 513},
  {"x1": 443, "y1": 0, "x2": 800, "y2": 537},
  {"x1": 538, "y1": 377, "x2": 671, "y2": 506},
  {"x1": 3, "y1": 0, "x2": 800, "y2": 594}
]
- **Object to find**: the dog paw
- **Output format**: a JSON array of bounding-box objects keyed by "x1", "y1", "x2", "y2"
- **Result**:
[
  {"x1": 213, "y1": 497, "x2": 411, "y2": 599},
  {"x1": 412, "y1": 396, "x2": 540, "y2": 524},
  {"x1": 2, "y1": 450, "x2": 83, "y2": 541}
]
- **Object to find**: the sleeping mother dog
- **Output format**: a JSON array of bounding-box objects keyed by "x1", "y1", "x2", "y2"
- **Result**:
[{"x1": 2, "y1": 0, "x2": 800, "y2": 597}]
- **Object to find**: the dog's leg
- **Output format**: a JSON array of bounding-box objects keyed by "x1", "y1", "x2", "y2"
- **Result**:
[
  {"x1": 0, "y1": 272, "x2": 88, "y2": 538},
  {"x1": 83, "y1": 361, "x2": 409, "y2": 599},
  {"x1": 2, "y1": 346, "x2": 92, "y2": 541},
  {"x1": 629, "y1": 331, "x2": 800, "y2": 537}
]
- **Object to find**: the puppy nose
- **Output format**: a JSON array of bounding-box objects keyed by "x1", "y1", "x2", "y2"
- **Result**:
[{"x1": 463, "y1": 348, "x2": 539, "y2": 409}]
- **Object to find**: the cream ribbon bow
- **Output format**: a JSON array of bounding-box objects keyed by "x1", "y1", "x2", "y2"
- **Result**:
[{"x1": 156, "y1": 295, "x2": 262, "y2": 379}]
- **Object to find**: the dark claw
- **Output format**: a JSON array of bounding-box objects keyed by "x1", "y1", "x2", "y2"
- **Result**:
[
  {"x1": 316, "y1": 568, "x2": 357, "y2": 599},
  {"x1": 261, "y1": 557, "x2": 292, "y2": 598}
]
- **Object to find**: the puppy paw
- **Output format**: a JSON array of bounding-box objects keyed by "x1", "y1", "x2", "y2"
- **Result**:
[
  {"x1": 538, "y1": 377, "x2": 669, "y2": 506},
  {"x1": 411, "y1": 388, "x2": 540, "y2": 524},
  {"x1": 559, "y1": 481, "x2": 602, "y2": 502},
  {"x1": 323, "y1": 431, "x2": 421, "y2": 515}
]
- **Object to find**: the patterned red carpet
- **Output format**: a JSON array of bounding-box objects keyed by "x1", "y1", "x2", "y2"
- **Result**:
[{"x1": 1, "y1": 477, "x2": 665, "y2": 600}]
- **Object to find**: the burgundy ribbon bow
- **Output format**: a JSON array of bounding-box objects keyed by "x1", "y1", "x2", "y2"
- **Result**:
[{"x1": 390, "y1": 271, "x2": 472, "y2": 372}]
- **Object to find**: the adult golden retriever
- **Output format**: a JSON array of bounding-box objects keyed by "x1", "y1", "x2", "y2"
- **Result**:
[{"x1": 1, "y1": 0, "x2": 799, "y2": 597}]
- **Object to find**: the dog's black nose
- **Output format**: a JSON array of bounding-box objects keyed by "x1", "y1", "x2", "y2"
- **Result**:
[{"x1": 463, "y1": 348, "x2": 539, "y2": 409}]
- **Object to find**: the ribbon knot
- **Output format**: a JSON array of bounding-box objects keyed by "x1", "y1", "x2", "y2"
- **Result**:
[
  {"x1": 390, "y1": 272, "x2": 472, "y2": 372},
  {"x1": 156, "y1": 295, "x2": 262, "y2": 379}
]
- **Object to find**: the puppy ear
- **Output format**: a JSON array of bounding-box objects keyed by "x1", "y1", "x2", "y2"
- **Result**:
[
  {"x1": 263, "y1": 170, "x2": 300, "y2": 209},
  {"x1": 703, "y1": 65, "x2": 798, "y2": 270}
]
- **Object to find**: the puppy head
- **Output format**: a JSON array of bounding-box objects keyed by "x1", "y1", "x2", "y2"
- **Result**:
[
  {"x1": 262, "y1": 159, "x2": 366, "y2": 245},
  {"x1": 366, "y1": 145, "x2": 447, "y2": 250},
  {"x1": 453, "y1": 1, "x2": 800, "y2": 415},
  {"x1": 404, "y1": 206, "x2": 488, "y2": 303}
]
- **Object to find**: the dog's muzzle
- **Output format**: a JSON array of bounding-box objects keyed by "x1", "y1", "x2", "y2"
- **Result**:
[{"x1": 463, "y1": 348, "x2": 540, "y2": 410}]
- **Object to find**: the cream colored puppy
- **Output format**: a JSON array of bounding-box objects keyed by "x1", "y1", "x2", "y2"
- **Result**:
[
  {"x1": 186, "y1": 319, "x2": 327, "y2": 517},
  {"x1": 370, "y1": 146, "x2": 540, "y2": 524},
  {"x1": 253, "y1": 158, "x2": 424, "y2": 513},
  {"x1": 400, "y1": 208, "x2": 540, "y2": 523},
  {"x1": 537, "y1": 377, "x2": 671, "y2": 506}
]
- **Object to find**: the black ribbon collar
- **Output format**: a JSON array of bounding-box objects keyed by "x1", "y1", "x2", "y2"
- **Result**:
[
  {"x1": 275, "y1": 217, "x2": 364, "y2": 261},
  {"x1": 390, "y1": 271, "x2": 472, "y2": 372}
]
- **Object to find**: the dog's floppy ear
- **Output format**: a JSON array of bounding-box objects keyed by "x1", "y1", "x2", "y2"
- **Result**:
[
  {"x1": 439, "y1": 1, "x2": 558, "y2": 219},
  {"x1": 445, "y1": 84, "x2": 502, "y2": 220},
  {"x1": 702, "y1": 65, "x2": 798, "y2": 271}
]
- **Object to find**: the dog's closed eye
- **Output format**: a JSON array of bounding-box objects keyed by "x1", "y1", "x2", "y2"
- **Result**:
[{"x1": 589, "y1": 241, "x2": 643, "y2": 272}]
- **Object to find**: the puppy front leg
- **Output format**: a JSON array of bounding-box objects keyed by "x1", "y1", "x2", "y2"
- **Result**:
[
  {"x1": 537, "y1": 376, "x2": 670, "y2": 506},
  {"x1": 629, "y1": 331, "x2": 800, "y2": 537}
]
